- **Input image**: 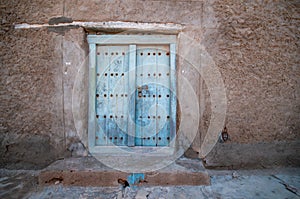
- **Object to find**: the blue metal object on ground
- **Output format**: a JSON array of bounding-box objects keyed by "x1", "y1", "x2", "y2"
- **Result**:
[{"x1": 127, "y1": 173, "x2": 145, "y2": 185}]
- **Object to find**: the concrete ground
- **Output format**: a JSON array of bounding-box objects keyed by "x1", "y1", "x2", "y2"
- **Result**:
[{"x1": 1, "y1": 167, "x2": 299, "y2": 199}]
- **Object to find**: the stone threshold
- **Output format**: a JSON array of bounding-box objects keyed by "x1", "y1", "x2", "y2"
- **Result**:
[{"x1": 39, "y1": 156, "x2": 210, "y2": 187}]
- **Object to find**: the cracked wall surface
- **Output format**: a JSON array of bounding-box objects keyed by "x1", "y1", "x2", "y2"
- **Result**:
[{"x1": 0, "y1": 0, "x2": 299, "y2": 169}]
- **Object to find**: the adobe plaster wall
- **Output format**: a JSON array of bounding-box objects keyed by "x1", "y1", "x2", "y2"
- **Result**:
[{"x1": 0, "y1": 0, "x2": 299, "y2": 169}]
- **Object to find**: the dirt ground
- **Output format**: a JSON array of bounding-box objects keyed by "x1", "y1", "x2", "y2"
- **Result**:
[{"x1": 1, "y1": 167, "x2": 299, "y2": 199}]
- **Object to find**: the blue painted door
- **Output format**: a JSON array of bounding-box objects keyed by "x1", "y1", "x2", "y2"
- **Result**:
[
  {"x1": 135, "y1": 45, "x2": 172, "y2": 146},
  {"x1": 95, "y1": 45, "x2": 175, "y2": 147}
]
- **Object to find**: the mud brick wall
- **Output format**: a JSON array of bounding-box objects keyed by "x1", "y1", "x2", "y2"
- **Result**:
[
  {"x1": 0, "y1": 0, "x2": 299, "y2": 169},
  {"x1": 202, "y1": 0, "x2": 300, "y2": 168}
]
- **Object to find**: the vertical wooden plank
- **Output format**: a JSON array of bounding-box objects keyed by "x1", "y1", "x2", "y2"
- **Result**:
[
  {"x1": 169, "y1": 43, "x2": 177, "y2": 147},
  {"x1": 95, "y1": 46, "x2": 108, "y2": 146},
  {"x1": 107, "y1": 47, "x2": 114, "y2": 146},
  {"x1": 128, "y1": 45, "x2": 136, "y2": 147},
  {"x1": 88, "y1": 43, "x2": 96, "y2": 151},
  {"x1": 120, "y1": 46, "x2": 129, "y2": 146},
  {"x1": 155, "y1": 48, "x2": 158, "y2": 146},
  {"x1": 135, "y1": 47, "x2": 143, "y2": 146},
  {"x1": 143, "y1": 46, "x2": 157, "y2": 146},
  {"x1": 109, "y1": 46, "x2": 120, "y2": 145},
  {"x1": 112, "y1": 46, "x2": 129, "y2": 146},
  {"x1": 156, "y1": 45, "x2": 170, "y2": 146},
  {"x1": 102, "y1": 46, "x2": 110, "y2": 146}
]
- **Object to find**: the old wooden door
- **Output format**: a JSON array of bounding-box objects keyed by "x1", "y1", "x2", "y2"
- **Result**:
[{"x1": 88, "y1": 35, "x2": 176, "y2": 150}]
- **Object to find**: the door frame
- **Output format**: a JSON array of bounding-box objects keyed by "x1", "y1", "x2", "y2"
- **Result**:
[{"x1": 87, "y1": 34, "x2": 177, "y2": 155}]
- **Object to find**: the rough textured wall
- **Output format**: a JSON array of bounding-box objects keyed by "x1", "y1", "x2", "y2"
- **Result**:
[
  {"x1": 65, "y1": 0, "x2": 202, "y2": 25},
  {"x1": 0, "y1": 28, "x2": 65, "y2": 169},
  {"x1": 0, "y1": 0, "x2": 299, "y2": 169},
  {"x1": 1, "y1": 0, "x2": 63, "y2": 24},
  {"x1": 202, "y1": 0, "x2": 300, "y2": 167},
  {"x1": 62, "y1": 28, "x2": 89, "y2": 157},
  {"x1": 204, "y1": 0, "x2": 300, "y2": 143}
]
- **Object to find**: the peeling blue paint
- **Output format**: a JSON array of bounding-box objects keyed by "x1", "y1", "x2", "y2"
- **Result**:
[{"x1": 88, "y1": 35, "x2": 177, "y2": 149}]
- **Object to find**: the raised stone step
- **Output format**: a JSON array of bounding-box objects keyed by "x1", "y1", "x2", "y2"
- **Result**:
[{"x1": 39, "y1": 157, "x2": 210, "y2": 187}]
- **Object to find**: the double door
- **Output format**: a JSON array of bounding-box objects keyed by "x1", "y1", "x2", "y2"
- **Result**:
[{"x1": 94, "y1": 44, "x2": 176, "y2": 147}]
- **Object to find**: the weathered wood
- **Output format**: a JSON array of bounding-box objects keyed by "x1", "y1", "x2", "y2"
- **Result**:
[
  {"x1": 128, "y1": 45, "x2": 136, "y2": 147},
  {"x1": 169, "y1": 43, "x2": 176, "y2": 147},
  {"x1": 88, "y1": 35, "x2": 177, "y2": 149},
  {"x1": 87, "y1": 35, "x2": 176, "y2": 44},
  {"x1": 88, "y1": 43, "x2": 96, "y2": 152}
]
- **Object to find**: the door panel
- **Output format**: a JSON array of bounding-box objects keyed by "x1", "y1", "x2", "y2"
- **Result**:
[
  {"x1": 95, "y1": 45, "x2": 129, "y2": 146},
  {"x1": 135, "y1": 45, "x2": 171, "y2": 146},
  {"x1": 95, "y1": 44, "x2": 174, "y2": 147}
]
